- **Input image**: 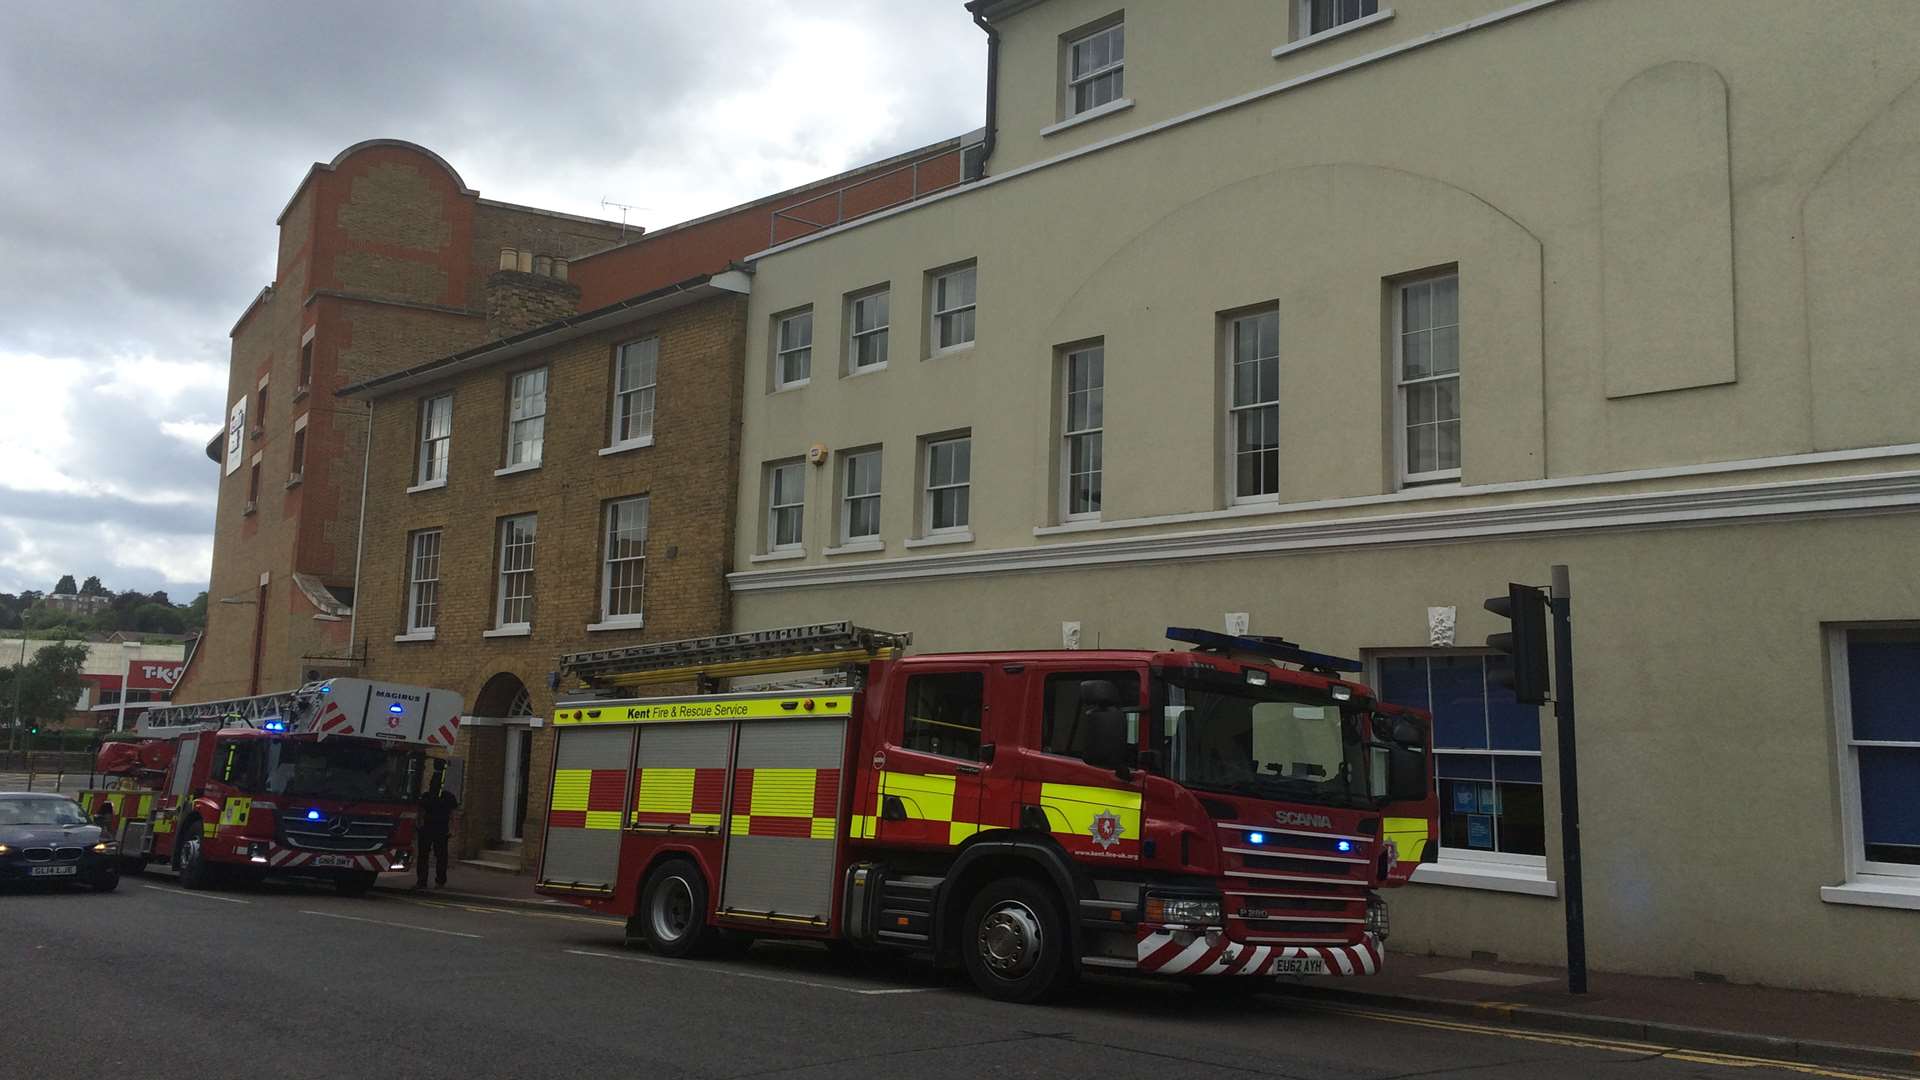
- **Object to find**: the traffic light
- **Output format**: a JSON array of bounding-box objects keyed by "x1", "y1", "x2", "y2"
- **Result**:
[{"x1": 1484, "y1": 583, "x2": 1550, "y2": 705}]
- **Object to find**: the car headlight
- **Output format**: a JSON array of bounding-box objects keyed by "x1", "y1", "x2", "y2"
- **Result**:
[
  {"x1": 0, "y1": 843, "x2": 10, "y2": 855},
  {"x1": 1365, "y1": 895, "x2": 1390, "y2": 941},
  {"x1": 1144, "y1": 896, "x2": 1222, "y2": 925},
  {"x1": 91, "y1": 841, "x2": 116, "y2": 854}
]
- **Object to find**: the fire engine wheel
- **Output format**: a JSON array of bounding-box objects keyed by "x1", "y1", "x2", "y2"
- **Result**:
[
  {"x1": 641, "y1": 858, "x2": 717, "y2": 959},
  {"x1": 174, "y1": 819, "x2": 217, "y2": 891},
  {"x1": 961, "y1": 877, "x2": 1075, "y2": 1004}
]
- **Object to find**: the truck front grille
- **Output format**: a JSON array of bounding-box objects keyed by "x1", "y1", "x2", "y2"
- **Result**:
[{"x1": 280, "y1": 815, "x2": 395, "y2": 852}]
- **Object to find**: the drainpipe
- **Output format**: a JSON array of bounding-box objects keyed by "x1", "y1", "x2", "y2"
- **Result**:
[
  {"x1": 969, "y1": 3, "x2": 1000, "y2": 179},
  {"x1": 347, "y1": 397, "x2": 373, "y2": 654}
]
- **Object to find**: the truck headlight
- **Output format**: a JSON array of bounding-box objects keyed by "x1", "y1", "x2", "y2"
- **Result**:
[
  {"x1": 1366, "y1": 895, "x2": 1389, "y2": 941},
  {"x1": 1145, "y1": 896, "x2": 1222, "y2": 925}
]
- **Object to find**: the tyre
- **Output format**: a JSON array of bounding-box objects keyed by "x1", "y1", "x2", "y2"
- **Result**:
[
  {"x1": 87, "y1": 870, "x2": 120, "y2": 893},
  {"x1": 334, "y1": 870, "x2": 379, "y2": 897},
  {"x1": 174, "y1": 820, "x2": 218, "y2": 891},
  {"x1": 639, "y1": 858, "x2": 718, "y2": 958},
  {"x1": 119, "y1": 856, "x2": 147, "y2": 876},
  {"x1": 960, "y1": 876, "x2": 1076, "y2": 1003}
]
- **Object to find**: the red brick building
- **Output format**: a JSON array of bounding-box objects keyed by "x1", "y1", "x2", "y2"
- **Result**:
[{"x1": 180, "y1": 142, "x2": 629, "y2": 705}]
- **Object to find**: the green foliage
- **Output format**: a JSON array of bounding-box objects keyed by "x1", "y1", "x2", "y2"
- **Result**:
[
  {"x1": 53, "y1": 574, "x2": 77, "y2": 595},
  {"x1": 79, "y1": 575, "x2": 108, "y2": 597},
  {"x1": 0, "y1": 639, "x2": 90, "y2": 733},
  {"x1": 6, "y1": 578, "x2": 206, "y2": 638}
]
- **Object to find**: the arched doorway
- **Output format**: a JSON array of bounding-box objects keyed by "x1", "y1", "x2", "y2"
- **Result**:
[{"x1": 472, "y1": 672, "x2": 537, "y2": 847}]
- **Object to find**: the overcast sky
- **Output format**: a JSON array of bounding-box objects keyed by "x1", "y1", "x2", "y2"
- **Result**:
[{"x1": 0, "y1": 1, "x2": 984, "y2": 600}]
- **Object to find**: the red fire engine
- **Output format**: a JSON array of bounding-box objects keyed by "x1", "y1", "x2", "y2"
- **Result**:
[
  {"x1": 536, "y1": 623, "x2": 1437, "y2": 1001},
  {"x1": 83, "y1": 678, "x2": 463, "y2": 895}
]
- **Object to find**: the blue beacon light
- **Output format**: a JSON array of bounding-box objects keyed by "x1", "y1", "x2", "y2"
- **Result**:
[
  {"x1": 388, "y1": 703, "x2": 406, "y2": 714},
  {"x1": 1247, "y1": 832, "x2": 1266, "y2": 845},
  {"x1": 306, "y1": 810, "x2": 322, "y2": 821},
  {"x1": 1336, "y1": 839, "x2": 1354, "y2": 853}
]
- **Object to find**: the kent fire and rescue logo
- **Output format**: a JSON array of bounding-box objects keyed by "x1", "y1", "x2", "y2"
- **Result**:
[{"x1": 1090, "y1": 810, "x2": 1125, "y2": 850}]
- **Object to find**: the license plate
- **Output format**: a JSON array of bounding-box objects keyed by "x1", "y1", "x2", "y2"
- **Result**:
[
  {"x1": 30, "y1": 865, "x2": 78, "y2": 877},
  {"x1": 1273, "y1": 957, "x2": 1329, "y2": 976},
  {"x1": 311, "y1": 854, "x2": 353, "y2": 868}
]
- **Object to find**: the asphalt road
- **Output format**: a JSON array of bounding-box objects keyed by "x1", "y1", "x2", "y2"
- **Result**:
[{"x1": 2, "y1": 874, "x2": 1909, "y2": 1080}]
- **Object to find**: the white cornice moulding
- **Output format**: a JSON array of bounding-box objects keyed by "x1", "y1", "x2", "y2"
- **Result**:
[{"x1": 729, "y1": 467, "x2": 1920, "y2": 593}]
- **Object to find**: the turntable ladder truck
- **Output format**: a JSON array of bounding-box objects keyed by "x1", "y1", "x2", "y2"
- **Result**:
[{"x1": 83, "y1": 678, "x2": 464, "y2": 895}]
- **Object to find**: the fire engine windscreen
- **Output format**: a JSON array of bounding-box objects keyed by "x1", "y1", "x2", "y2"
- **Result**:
[
  {"x1": 264, "y1": 740, "x2": 421, "y2": 802},
  {"x1": 1159, "y1": 670, "x2": 1373, "y2": 809}
]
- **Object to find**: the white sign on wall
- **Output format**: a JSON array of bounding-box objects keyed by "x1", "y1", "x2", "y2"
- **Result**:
[{"x1": 224, "y1": 396, "x2": 247, "y2": 476}]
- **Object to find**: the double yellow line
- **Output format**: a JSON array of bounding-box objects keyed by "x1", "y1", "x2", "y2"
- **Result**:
[{"x1": 1307, "y1": 1002, "x2": 1916, "y2": 1080}]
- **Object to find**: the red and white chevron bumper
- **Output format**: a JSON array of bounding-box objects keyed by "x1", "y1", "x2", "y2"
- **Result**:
[
  {"x1": 1135, "y1": 927, "x2": 1384, "y2": 976},
  {"x1": 265, "y1": 846, "x2": 403, "y2": 873}
]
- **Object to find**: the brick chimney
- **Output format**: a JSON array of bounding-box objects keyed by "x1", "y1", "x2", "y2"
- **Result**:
[{"x1": 487, "y1": 247, "x2": 582, "y2": 337}]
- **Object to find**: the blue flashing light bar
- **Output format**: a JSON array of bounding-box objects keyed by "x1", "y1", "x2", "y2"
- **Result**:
[
  {"x1": 1165, "y1": 626, "x2": 1363, "y2": 674},
  {"x1": 263, "y1": 720, "x2": 288, "y2": 732}
]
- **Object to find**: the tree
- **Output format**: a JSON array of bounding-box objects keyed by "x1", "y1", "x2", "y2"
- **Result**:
[
  {"x1": 54, "y1": 574, "x2": 77, "y2": 595},
  {"x1": 132, "y1": 603, "x2": 185, "y2": 634},
  {"x1": 0, "y1": 639, "x2": 89, "y2": 740},
  {"x1": 184, "y1": 592, "x2": 208, "y2": 631},
  {"x1": 80, "y1": 575, "x2": 108, "y2": 597}
]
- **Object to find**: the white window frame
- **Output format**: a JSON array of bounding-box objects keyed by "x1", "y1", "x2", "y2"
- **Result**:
[
  {"x1": 406, "y1": 529, "x2": 442, "y2": 633},
  {"x1": 923, "y1": 434, "x2": 972, "y2": 535},
  {"x1": 1827, "y1": 624, "x2": 1920, "y2": 883},
  {"x1": 1394, "y1": 272, "x2": 1462, "y2": 486},
  {"x1": 1297, "y1": 0, "x2": 1380, "y2": 38},
  {"x1": 417, "y1": 394, "x2": 452, "y2": 486},
  {"x1": 766, "y1": 460, "x2": 806, "y2": 552},
  {"x1": 493, "y1": 513, "x2": 537, "y2": 630},
  {"x1": 1225, "y1": 308, "x2": 1281, "y2": 505},
  {"x1": 775, "y1": 310, "x2": 813, "y2": 390},
  {"x1": 840, "y1": 448, "x2": 882, "y2": 544},
  {"x1": 1066, "y1": 21, "x2": 1125, "y2": 117},
  {"x1": 505, "y1": 368, "x2": 547, "y2": 468},
  {"x1": 609, "y1": 338, "x2": 658, "y2": 450},
  {"x1": 930, "y1": 265, "x2": 977, "y2": 353},
  {"x1": 1369, "y1": 650, "x2": 1548, "y2": 873},
  {"x1": 1061, "y1": 343, "x2": 1104, "y2": 521},
  {"x1": 848, "y1": 288, "x2": 890, "y2": 373},
  {"x1": 599, "y1": 497, "x2": 649, "y2": 626}
]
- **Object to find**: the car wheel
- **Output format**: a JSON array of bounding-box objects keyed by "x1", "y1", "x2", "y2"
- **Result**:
[
  {"x1": 639, "y1": 858, "x2": 717, "y2": 958},
  {"x1": 174, "y1": 819, "x2": 217, "y2": 891},
  {"x1": 334, "y1": 870, "x2": 379, "y2": 897},
  {"x1": 960, "y1": 876, "x2": 1076, "y2": 1004},
  {"x1": 88, "y1": 870, "x2": 120, "y2": 893},
  {"x1": 119, "y1": 856, "x2": 147, "y2": 876}
]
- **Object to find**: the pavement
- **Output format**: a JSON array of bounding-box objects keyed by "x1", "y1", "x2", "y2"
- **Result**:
[
  {"x1": 8, "y1": 869, "x2": 1918, "y2": 1080},
  {"x1": 377, "y1": 864, "x2": 1920, "y2": 1076}
]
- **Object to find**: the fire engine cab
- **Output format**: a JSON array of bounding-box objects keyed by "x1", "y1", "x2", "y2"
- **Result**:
[
  {"x1": 83, "y1": 678, "x2": 463, "y2": 895},
  {"x1": 537, "y1": 623, "x2": 1437, "y2": 1002}
]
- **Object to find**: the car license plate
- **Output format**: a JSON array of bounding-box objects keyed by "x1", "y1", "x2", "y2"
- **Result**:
[
  {"x1": 1272, "y1": 957, "x2": 1329, "y2": 976},
  {"x1": 29, "y1": 865, "x2": 78, "y2": 877},
  {"x1": 311, "y1": 854, "x2": 353, "y2": 868}
]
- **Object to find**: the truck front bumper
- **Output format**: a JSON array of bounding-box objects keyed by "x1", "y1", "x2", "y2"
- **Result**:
[{"x1": 1135, "y1": 927, "x2": 1384, "y2": 977}]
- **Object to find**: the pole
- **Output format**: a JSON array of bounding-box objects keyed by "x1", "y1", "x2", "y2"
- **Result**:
[{"x1": 1550, "y1": 563, "x2": 1587, "y2": 994}]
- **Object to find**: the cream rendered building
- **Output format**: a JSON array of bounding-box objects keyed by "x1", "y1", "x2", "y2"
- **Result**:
[{"x1": 728, "y1": 0, "x2": 1920, "y2": 998}]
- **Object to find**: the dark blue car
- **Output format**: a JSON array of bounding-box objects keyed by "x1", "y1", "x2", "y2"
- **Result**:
[{"x1": 0, "y1": 793, "x2": 120, "y2": 891}]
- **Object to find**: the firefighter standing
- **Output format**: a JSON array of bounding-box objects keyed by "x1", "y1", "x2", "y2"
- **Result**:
[{"x1": 415, "y1": 773, "x2": 458, "y2": 889}]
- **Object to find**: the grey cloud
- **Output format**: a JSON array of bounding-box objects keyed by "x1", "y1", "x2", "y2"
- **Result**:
[
  {"x1": 0, "y1": 1, "x2": 983, "y2": 601},
  {"x1": 0, "y1": 488, "x2": 211, "y2": 538}
]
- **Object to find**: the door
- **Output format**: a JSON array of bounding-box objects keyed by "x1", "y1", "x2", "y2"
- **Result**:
[
  {"x1": 502, "y1": 726, "x2": 533, "y2": 842},
  {"x1": 721, "y1": 716, "x2": 850, "y2": 922},
  {"x1": 1020, "y1": 666, "x2": 1148, "y2": 864},
  {"x1": 869, "y1": 664, "x2": 989, "y2": 851},
  {"x1": 539, "y1": 724, "x2": 635, "y2": 890}
]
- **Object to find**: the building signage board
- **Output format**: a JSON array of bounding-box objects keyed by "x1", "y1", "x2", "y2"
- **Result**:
[
  {"x1": 225, "y1": 395, "x2": 247, "y2": 476},
  {"x1": 126, "y1": 660, "x2": 185, "y2": 691}
]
